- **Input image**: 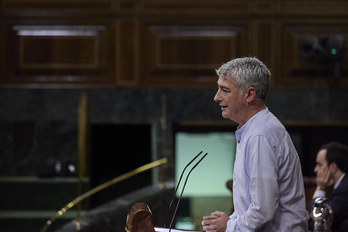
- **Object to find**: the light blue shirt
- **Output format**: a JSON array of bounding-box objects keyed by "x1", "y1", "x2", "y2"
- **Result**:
[{"x1": 226, "y1": 108, "x2": 308, "y2": 232}]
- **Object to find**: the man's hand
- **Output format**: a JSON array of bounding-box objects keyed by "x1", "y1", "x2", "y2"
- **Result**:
[
  {"x1": 201, "y1": 211, "x2": 229, "y2": 232},
  {"x1": 316, "y1": 165, "x2": 334, "y2": 190}
]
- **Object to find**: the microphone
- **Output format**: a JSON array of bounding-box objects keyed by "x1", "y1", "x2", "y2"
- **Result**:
[
  {"x1": 163, "y1": 151, "x2": 203, "y2": 227},
  {"x1": 167, "y1": 152, "x2": 208, "y2": 232}
]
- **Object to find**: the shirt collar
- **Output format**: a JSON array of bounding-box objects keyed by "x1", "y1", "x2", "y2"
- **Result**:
[{"x1": 334, "y1": 173, "x2": 345, "y2": 189}]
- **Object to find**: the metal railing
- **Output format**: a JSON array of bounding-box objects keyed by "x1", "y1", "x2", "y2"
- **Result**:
[{"x1": 39, "y1": 158, "x2": 167, "y2": 232}]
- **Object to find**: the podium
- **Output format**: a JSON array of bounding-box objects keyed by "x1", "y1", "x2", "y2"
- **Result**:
[{"x1": 125, "y1": 203, "x2": 202, "y2": 232}]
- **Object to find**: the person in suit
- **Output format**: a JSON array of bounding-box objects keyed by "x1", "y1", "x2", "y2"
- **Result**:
[{"x1": 311, "y1": 142, "x2": 348, "y2": 232}]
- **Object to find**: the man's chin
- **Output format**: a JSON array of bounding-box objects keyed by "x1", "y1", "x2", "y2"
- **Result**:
[{"x1": 221, "y1": 112, "x2": 229, "y2": 119}]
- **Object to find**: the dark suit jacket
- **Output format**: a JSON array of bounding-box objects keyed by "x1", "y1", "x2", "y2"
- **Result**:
[
  {"x1": 330, "y1": 174, "x2": 348, "y2": 232},
  {"x1": 310, "y1": 174, "x2": 348, "y2": 232}
]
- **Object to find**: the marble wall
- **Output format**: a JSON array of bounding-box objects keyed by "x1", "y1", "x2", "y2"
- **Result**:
[{"x1": 0, "y1": 87, "x2": 348, "y2": 177}]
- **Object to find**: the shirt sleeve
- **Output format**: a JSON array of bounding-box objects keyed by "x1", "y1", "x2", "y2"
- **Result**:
[
  {"x1": 226, "y1": 135, "x2": 279, "y2": 231},
  {"x1": 312, "y1": 189, "x2": 326, "y2": 199}
]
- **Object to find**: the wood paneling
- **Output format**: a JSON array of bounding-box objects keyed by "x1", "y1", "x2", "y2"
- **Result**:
[
  {"x1": 141, "y1": 1, "x2": 251, "y2": 14},
  {"x1": 278, "y1": 20, "x2": 348, "y2": 87},
  {"x1": 1, "y1": 0, "x2": 348, "y2": 88},
  {"x1": 252, "y1": 20, "x2": 276, "y2": 86},
  {"x1": 276, "y1": 2, "x2": 348, "y2": 16},
  {"x1": 116, "y1": 20, "x2": 139, "y2": 85},
  {"x1": 139, "y1": 24, "x2": 248, "y2": 87},
  {"x1": 2, "y1": 24, "x2": 113, "y2": 85},
  {"x1": 2, "y1": 0, "x2": 113, "y2": 12}
]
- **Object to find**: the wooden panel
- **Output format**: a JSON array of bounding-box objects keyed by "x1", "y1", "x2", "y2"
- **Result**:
[
  {"x1": 140, "y1": 24, "x2": 248, "y2": 87},
  {"x1": 142, "y1": 1, "x2": 251, "y2": 14},
  {"x1": 116, "y1": 20, "x2": 139, "y2": 85},
  {"x1": 4, "y1": 0, "x2": 347, "y2": 16},
  {"x1": 278, "y1": 21, "x2": 348, "y2": 87},
  {"x1": 2, "y1": 0, "x2": 113, "y2": 12},
  {"x1": 1, "y1": 0, "x2": 348, "y2": 88},
  {"x1": 252, "y1": 2, "x2": 275, "y2": 15},
  {"x1": 277, "y1": 1, "x2": 348, "y2": 16},
  {"x1": 0, "y1": 20, "x2": 4, "y2": 82},
  {"x1": 2, "y1": 24, "x2": 113, "y2": 85},
  {"x1": 252, "y1": 20, "x2": 276, "y2": 86},
  {"x1": 19, "y1": 36, "x2": 97, "y2": 69}
]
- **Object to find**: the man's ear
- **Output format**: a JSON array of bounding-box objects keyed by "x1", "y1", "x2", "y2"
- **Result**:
[
  {"x1": 329, "y1": 162, "x2": 338, "y2": 172},
  {"x1": 246, "y1": 87, "x2": 256, "y2": 102}
]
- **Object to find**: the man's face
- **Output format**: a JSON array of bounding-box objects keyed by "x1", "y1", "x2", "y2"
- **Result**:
[
  {"x1": 213, "y1": 76, "x2": 247, "y2": 124},
  {"x1": 314, "y1": 149, "x2": 328, "y2": 174}
]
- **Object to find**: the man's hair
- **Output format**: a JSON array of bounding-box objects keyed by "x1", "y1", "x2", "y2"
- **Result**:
[
  {"x1": 215, "y1": 57, "x2": 271, "y2": 101},
  {"x1": 320, "y1": 142, "x2": 348, "y2": 173}
]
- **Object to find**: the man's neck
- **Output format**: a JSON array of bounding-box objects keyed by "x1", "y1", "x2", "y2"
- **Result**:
[{"x1": 240, "y1": 104, "x2": 266, "y2": 126}]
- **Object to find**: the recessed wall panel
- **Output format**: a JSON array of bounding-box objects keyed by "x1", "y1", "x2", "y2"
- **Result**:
[
  {"x1": 3, "y1": 25, "x2": 112, "y2": 85},
  {"x1": 140, "y1": 25, "x2": 247, "y2": 86},
  {"x1": 279, "y1": 22, "x2": 348, "y2": 87},
  {"x1": 20, "y1": 36, "x2": 97, "y2": 69}
]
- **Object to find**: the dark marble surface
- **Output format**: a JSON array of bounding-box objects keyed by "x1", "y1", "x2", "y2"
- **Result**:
[
  {"x1": 1, "y1": 87, "x2": 348, "y2": 232},
  {"x1": 1, "y1": 87, "x2": 348, "y2": 177}
]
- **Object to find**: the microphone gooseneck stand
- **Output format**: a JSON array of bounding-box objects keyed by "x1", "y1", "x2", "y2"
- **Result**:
[{"x1": 166, "y1": 152, "x2": 208, "y2": 232}]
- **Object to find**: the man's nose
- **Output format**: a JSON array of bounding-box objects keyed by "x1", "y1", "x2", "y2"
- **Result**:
[
  {"x1": 214, "y1": 90, "x2": 221, "y2": 102},
  {"x1": 314, "y1": 166, "x2": 318, "y2": 173}
]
